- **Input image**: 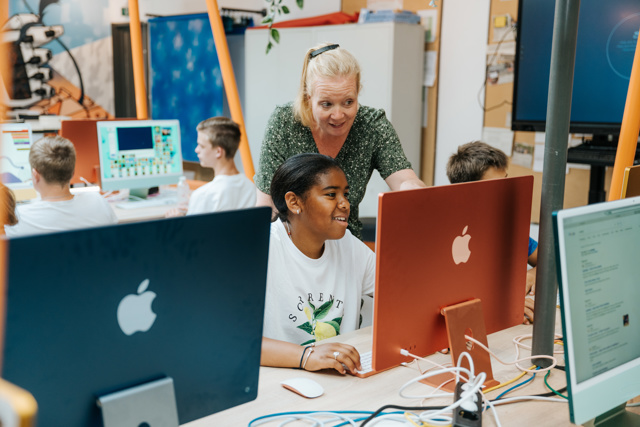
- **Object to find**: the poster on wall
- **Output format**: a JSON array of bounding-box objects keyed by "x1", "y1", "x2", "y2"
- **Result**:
[
  {"x1": 5, "y1": 0, "x2": 115, "y2": 118},
  {"x1": 148, "y1": 14, "x2": 224, "y2": 163}
]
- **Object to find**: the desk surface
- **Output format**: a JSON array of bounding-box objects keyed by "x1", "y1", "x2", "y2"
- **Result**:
[{"x1": 186, "y1": 321, "x2": 600, "y2": 427}]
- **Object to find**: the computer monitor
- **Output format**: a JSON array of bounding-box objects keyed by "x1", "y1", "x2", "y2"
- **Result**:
[
  {"x1": 2, "y1": 207, "x2": 272, "y2": 426},
  {"x1": 0, "y1": 122, "x2": 37, "y2": 201},
  {"x1": 61, "y1": 118, "x2": 137, "y2": 185},
  {"x1": 96, "y1": 119, "x2": 183, "y2": 197},
  {"x1": 512, "y1": 0, "x2": 639, "y2": 135},
  {"x1": 554, "y1": 197, "x2": 640, "y2": 426},
  {"x1": 371, "y1": 176, "x2": 533, "y2": 373}
]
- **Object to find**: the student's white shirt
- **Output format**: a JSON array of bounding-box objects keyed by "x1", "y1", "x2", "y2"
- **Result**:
[
  {"x1": 187, "y1": 174, "x2": 256, "y2": 215},
  {"x1": 263, "y1": 219, "x2": 376, "y2": 345},
  {"x1": 5, "y1": 192, "x2": 118, "y2": 237}
]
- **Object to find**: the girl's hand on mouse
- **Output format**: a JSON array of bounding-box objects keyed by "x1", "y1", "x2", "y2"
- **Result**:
[{"x1": 303, "y1": 343, "x2": 361, "y2": 374}]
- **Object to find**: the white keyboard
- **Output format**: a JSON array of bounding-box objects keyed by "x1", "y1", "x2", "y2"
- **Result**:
[
  {"x1": 116, "y1": 197, "x2": 177, "y2": 210},
  {"x1": 356, "y1": 351, "x2": 373, "y2": 376}
]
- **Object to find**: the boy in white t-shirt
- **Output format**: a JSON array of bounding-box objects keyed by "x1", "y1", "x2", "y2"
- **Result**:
[
  {"x1": 166, "y1": 117, "x2": 255, "y2": 217},
  {"x1": 4, "y1": 136, "x2": 117, "y2": 237}
]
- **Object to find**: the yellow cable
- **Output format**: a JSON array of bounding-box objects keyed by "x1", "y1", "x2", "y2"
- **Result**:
[
  {"x1": 404, "y1": 412, "x2": 424, "y2": 426},
  {"x1": 483, "y1": 365, "x2": 537, "y2": 393}
]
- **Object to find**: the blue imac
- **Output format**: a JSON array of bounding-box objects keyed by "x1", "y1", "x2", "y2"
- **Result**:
[
  {"x1": 2, "y1": 207, "x2": 272, "y2": 426},
  {"x1": 1, "y1": 122, "x2": 37, "y2": 201},
  {"x1": 96, "y1": 120, "x2": 183, "y2": 198},
  {"x1": 554, "y1": 196, "x2": 640, "y2": 426}
]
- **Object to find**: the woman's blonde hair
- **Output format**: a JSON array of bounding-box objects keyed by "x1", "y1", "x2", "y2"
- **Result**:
[{"x1": 293, "y1": 43, "x2": 362, "y2": 128}]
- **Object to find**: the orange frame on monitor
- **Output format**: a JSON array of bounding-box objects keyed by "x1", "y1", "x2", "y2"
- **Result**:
[{"x1": 371, "y1": 176, "x2": 534, "y2": 373}]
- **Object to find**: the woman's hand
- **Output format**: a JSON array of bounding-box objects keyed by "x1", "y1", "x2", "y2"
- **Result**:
[{"x1": 304, "y1": 343, "x2": 362, "y2": 374}]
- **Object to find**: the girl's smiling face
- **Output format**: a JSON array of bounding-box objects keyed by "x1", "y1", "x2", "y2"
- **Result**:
[{"x1": 296, "y1": 167, "x2": 350, "y2": 242}]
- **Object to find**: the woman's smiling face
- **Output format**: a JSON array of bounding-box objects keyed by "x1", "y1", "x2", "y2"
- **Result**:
[{"x1": 308, "y1": 75, "x2": 358, "y2": 140}]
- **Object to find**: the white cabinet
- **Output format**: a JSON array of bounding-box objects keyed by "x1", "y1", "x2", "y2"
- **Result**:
[{"x1": 245, "y1": 22, "x2": 424, "y2": 217}]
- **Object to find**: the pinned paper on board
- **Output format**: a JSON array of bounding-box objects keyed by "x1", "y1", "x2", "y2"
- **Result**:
[
  {"x1": 482, "y1": 127, "x2": 514, "y2": 157},
  {"x1": 424, "y1": 51, "x2": 437, "y2": 87},
  {"x1": 417, "y1": 9, "x2": 439, "y2": 43},
  {"x1": 486, "y1": 42, "x2": 515, "y2": 85},
  {"x1": 512, "y1": 142, "x2": 534, "y2": 168}
]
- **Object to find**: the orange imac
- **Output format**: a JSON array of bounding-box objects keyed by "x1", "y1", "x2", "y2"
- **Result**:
[
  {"x1": 60, "y1": 118, "x2": 136, "y2": 185},
  {"x1": 361, "y1": 176, "x2": 533, "y2": 379}
]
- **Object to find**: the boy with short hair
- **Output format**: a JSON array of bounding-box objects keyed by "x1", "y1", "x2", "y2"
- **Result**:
[
  {"x1": 446, "y1": 141, "x2": 538, "y2": 324},
  {"x1": 4, "y1": 136, "x2": 117, "y2": 237},
  {"x1": 166, "y1": 117, "x2": 255, "y2": 217}
]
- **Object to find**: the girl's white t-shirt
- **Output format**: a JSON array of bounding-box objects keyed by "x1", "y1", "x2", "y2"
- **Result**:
[{"x1": 263, "y1": 219, "x2": 375, "y2": 345}]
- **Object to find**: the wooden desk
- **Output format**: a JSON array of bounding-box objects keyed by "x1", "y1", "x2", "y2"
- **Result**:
[{"x1": 186, "y1": 322, "x2": 583, "y2": 427}]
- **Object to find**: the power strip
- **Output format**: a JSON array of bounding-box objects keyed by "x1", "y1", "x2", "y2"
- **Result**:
[{"x1": 452, "y1": 382, "x2": 483, "y2": 427}]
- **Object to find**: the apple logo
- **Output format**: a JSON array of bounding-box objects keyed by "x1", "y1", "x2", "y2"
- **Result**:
[
  {"x1": 117, "y1": 279, "x2": 157, "y2": 336},
  {"x1": 452, "y1": 226, "x2": 472, "y2": 264}
]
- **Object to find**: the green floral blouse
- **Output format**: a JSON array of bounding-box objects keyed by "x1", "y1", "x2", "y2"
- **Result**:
[{"x1": 255, "y1": 103, "x2": 413, "y2": 239}]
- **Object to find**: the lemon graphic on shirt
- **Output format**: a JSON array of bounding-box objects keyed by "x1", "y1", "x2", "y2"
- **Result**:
[
  {"x1": 297, "y1": 300, "x2": 343, "y2": 344},
  {"x1": 314, "y1": 321, "x2": 338, "y2": 341}
]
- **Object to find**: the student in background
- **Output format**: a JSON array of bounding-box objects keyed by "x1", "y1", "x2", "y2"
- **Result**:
[
  {"x1": 261, "y1": 153, "x2": 375, "y2": 374},
  {"x1": 446, "y1": 141, "x2": 538, "y2": 324},
  {"x1": 166, "y1": 117, "x2": 255, "y2": 217},
  {"x1": 0, "y1": 183, "x2": 18, "y2": 233},
  {"x1": 4, "y1": 136, "x2": 117, "y2": 237}
]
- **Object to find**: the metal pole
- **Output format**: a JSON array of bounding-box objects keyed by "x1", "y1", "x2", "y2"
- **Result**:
[
  {"x1": 608, "y1": 29, "x2": 640, "y2": 201},
  {"x1": 532, "y1": 0, "x2": 581, "y2": 366}
]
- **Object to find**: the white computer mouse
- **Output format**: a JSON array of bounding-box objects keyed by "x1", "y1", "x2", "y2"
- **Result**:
[{"x1": 280, "y1": 377, "x2": 324, "y2": 399}]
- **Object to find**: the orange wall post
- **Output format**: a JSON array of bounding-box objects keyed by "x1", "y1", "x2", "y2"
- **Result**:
[
  {"x1": 204, "y1": 0, "x2": 255, "y2": 180},
  {"x1": 608, "y1": 27, "x2": 640, "y2": 201},
  {"x1": 128, "y1": 0, "x2": 148, "y2": 119},
  {"x1": 1, "y1": 0, "x2": 10, "y2": 368}
]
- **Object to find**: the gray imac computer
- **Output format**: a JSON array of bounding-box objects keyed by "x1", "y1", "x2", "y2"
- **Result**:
[
  {"x1": 554, "y1": 196, "x2": 640, "y2": 426},
  {"x1": 2, "y1": 207, "x2": 271, "y2": 426},
  {"x1": 96, "y1": 119, "x2": 183, "y2": 199}
]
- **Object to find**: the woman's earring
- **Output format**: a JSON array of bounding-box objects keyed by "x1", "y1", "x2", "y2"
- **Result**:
[{"x1": 297, "y1": 209, "x2": 300, "y2": 214}]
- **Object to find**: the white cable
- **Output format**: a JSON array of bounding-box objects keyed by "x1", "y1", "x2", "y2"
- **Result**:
[
  {"x1": 398, "y1": 351, "x2": 488, "y2": 425},
  {"x1": 490, "y1": 395, "x2": 568, "y2": 405},
  {"x1": 481, "y1": 390, "x2": 503, "y2": 427}
]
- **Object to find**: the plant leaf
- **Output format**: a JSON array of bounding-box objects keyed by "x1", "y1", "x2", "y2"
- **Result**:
[
  {"x1": 297, "y1": 322, "x2": 313, "y2": 334},
  {"x1": 271, "y1": 28, "x2": 280, "y2": 44},
  {"x1": 261, "y1": 16, "x2": 273, "y2": 24},
  {"x1": 301, "y1": 338, "x2": 316, "y2": 345},
  {"x1": 331, "y1": 317, "x2": 342, "y2": 326},
  {"x1": 296, "y1": 0, "x2": 304, "y2": 9},
  {"x1": 282, "y1": 5, "x2": 290, "y2": 14},
  {"x1": 313, "y1": 300, "x2": 333, "y2": 319}
]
